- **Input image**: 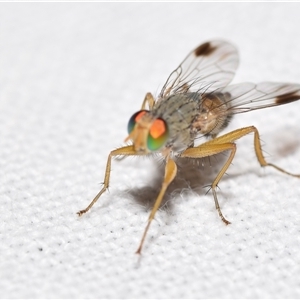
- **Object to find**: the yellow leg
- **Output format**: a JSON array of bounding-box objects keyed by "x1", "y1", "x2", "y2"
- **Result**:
[
  {"x1": 136, "y1": 157, "x2": 177, "y2": 254},
  {"x1": 182, "y1": 143, "x2": 236, "y2": 224},
  {"x1": 77, "y1": 145, "x2": 138, "y2": 216},
  {"x1": 181, "y1": 126, "x2": 300, "y2": 224},
  {"x1": 141, "y1": 92, "x2": 155, "y2": 110},
  {"x1": 206, "y1": 126, "x2": 300, "y2": 177}
]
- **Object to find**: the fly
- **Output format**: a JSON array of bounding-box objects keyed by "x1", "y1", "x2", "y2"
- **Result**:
[{"x1": 78, "y1": 40, "x2": 300, "y2": 254}]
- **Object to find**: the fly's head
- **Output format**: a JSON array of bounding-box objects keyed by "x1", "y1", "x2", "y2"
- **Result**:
[{"x1": 125, "y1": 110, "x2": 169, "y2": 154}]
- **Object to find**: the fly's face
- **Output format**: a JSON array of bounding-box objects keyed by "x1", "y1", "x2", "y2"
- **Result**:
[{"x1": 125, "y1": 110, "x2": 169, "y2": 154}]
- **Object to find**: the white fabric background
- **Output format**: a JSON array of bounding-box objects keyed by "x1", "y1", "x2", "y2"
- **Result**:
[{"x1": 1, "y1": 2, "x2": 300, "y2": 298}]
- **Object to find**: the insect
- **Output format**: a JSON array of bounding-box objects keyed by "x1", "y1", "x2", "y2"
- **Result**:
[{"x1": 78, "y1": 40, "x2": 300, "y2": 254}]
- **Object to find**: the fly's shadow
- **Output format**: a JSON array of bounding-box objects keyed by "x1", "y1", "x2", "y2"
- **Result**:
[{"x1": 123, "y1": 151, "x2": 232, "y2": 215}]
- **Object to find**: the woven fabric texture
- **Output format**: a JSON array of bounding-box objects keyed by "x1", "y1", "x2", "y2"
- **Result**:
[{"x1": 1, "y1": 3, "x2": 300, "y2": 298}]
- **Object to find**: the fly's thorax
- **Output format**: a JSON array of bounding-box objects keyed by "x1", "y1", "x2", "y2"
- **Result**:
[
  {"x1": 152, "y1": 93, "x2": 200, "y2": 151},
  {"x1": 192, "y1": 92, "x2": 232, "y2": 137}
]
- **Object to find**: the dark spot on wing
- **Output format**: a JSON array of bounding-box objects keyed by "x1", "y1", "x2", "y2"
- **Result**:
[
  {"x1": 275, "y1": 92, "x2": 300, "y2": 104},
  {"x1": 194, "y1": 42, "x2": 217, "y2": 57}
]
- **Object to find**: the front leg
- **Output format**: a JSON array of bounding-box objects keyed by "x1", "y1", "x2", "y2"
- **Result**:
[
  {"x1": 77, "y1": 145, "x2": 138, "y2": 216},
  {"x1": 136, "y1": 156, "x2": 177, "y2": 254},
  {"x1": 141, "y1": 92, "x2": 155, "y2": 110}
]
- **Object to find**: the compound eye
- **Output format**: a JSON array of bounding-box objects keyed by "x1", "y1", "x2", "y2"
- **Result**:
[
  {"x1": 127, "y1": 110, "x2": 149, "y2": 134},
  {"x1": 147, "y1": 118, "x2": 169, "y2": 151}
]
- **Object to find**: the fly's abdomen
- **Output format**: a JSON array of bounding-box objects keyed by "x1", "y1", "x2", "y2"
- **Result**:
[{"x1": 192, "y1": 92, "x2": 232, "y2": 138}]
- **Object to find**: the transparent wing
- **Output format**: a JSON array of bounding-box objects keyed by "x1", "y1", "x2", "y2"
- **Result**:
[
  {"x1": 158, "y1": 40, "x2": 239, "y2": 99},
  {"x1": 218, "y1": 82, "x2": 300, "y2": 114}
]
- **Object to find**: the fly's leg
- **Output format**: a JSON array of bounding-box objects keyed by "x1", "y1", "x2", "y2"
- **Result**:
[
  {"x1": 181, "y1": 143, "x2": 236, "y2": 225},
  {"x1": 136, "y1": 157, "x2": 177, "y2": 255},
  {"x1": 181, "y1": 125, "x2": 300, "y2": 224},
  {"x1": 210, "y1": 144, "x2": 237, "y2": 225},
  {"x1": 251, "y1": 128, "x2": 300, "y2": 178},
  {"x1": 212, "y1": 126, "x2": 300, "y2": 178},
  {"x1": 77, "y1": 145, "x2": 138, "y2": 216},
  {"x1": 141, "y1": 93, "x2": 155, "y2": 110}
]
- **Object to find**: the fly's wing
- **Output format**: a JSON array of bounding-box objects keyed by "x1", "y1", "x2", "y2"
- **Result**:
[
  {"x1": 158, "y1": 40, "x2": 239, "y2": 99},
  {"x1": 218, "y1": 82, "x2": 300, "y2": 114}
]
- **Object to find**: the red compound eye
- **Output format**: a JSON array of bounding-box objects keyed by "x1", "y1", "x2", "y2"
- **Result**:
[
  {"x1": 147, "y1": 118, "x2": 168, "y2": 151},
  {"x1": 149, "y1": 119, "x2": 166, "y2": 139}
]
